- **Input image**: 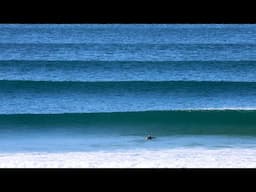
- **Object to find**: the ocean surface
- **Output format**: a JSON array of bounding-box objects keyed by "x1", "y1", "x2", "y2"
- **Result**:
[{"x1": 1, "y1": 24, "x2": 256, "y2": 167}]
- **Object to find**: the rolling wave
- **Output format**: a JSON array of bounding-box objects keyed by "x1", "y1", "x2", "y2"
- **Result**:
[
  {"x1": 1, "y1": 110, "x2": 256, "y2": 136},
  {"x1": 1, "y1": 79, "x2": 256, "y2": 114}
]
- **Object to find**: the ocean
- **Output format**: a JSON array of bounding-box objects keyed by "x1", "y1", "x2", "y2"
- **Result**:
[{"x1": 1, "y1": 24, "x2": 256, "y2": 167}]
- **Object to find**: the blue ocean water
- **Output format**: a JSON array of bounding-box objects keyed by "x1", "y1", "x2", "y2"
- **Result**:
[{"x1": 1, "y1": 24, "x2": 256, "y2": 153}]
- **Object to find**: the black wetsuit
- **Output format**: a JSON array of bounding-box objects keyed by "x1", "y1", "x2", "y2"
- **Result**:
[{"x1": 146, "y1": 135, "x2": 155, "y2": 140}]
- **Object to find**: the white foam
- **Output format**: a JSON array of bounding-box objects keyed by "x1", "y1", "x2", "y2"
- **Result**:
[{"x1": 1, "y1": 148, "x2": 256, "y2": 168}]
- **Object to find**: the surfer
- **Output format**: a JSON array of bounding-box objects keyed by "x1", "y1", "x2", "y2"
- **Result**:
[{"x1": 145, "y1": 134, "x2": 155, "y2": 140}]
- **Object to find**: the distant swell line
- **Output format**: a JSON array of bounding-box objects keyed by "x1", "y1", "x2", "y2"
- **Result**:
[
  {"x1": 1, "y1": 79, "x2": 256, "y2": 85},
  {"x1": 1, "y1": 60, "x2": 256, "y2": 64},
  {"x1": 1, "y1": 109, "x2": 256, "y2": 115},
  {"x1": 1, "y1": 43, "x2": 256, "y2": 46}
]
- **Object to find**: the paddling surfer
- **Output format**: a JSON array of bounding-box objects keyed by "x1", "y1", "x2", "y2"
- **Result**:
[{"x1": 145, "y1": 134, "x2": 155, "y2": 140}]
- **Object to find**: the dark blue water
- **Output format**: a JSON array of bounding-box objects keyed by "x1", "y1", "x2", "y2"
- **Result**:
[{"x1": 1, "y1": 24, "x2": 256, "y2": 152}]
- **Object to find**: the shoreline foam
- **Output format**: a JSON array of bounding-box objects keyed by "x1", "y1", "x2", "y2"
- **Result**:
[{"x1": 1, "y1": 148, "x2": 256, "y2": 168}]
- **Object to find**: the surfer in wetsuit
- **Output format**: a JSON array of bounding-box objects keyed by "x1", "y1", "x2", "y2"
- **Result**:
[{"x1": 145, "y1": 134, "x2": 155, "y2": 140}]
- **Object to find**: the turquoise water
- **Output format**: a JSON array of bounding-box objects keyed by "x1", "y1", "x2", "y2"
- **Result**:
[
  {"x1": 1, "y1": 24, "x2": 256, "y2": 152},
  {"x1": 1, "y1": 110, "x2": 256, "y2": 135}
]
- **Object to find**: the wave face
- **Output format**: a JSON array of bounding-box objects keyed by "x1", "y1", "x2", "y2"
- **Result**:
[{"x1": 1, "y1": 110, "x2": 256, "y2": 136}]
